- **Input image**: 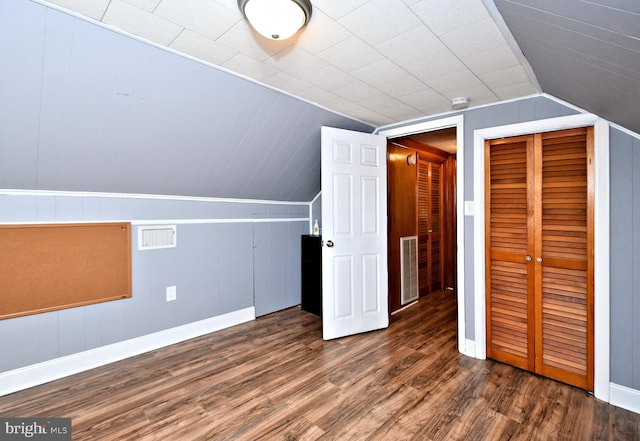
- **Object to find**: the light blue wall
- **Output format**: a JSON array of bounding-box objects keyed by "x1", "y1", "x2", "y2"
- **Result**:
[
  {"x1": 0, "y1": 193, "x2": 308, "y2": 372},
  {"x1": 610, "y1": 128, "x2": 640, "y2": 390},
  {"x1": 311, "y1": 195, "x2": 322, "y2": 236}
]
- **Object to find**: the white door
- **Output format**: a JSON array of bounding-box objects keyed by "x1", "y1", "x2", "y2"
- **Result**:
[{"x1": 321, "y1": 126, "x2": 388, "y2": 340}]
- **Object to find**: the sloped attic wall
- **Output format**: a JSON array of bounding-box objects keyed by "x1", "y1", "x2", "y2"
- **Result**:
[
  {"x1": 0, "y1": 0, "x2": 371, "y2": 389},
  {"x1": 0, "y1": 0, "x2": 373, "y2": 202}
]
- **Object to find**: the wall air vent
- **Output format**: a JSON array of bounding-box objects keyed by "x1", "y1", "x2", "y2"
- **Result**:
[
  {"x1": 138, "y1": 225, "x2": 177, "y2": 250},
  {"x1": 400, "y1": 236, "x2": 419, "y2": 305}
]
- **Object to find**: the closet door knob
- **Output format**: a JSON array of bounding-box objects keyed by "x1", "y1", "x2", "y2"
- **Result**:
[
  {"x1": 525, "y1": 255, "x2": 532, "y2": 262},
  {"x1": 536, "y1": 257, "x2": 543, "y2": 263}
]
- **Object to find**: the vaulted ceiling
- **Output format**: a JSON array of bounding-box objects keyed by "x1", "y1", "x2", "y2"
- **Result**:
[
  {"x1": 41, "y1": 0, "x2": 640, "y2": 133},
  {"x1": 41, "y1": 0, "x2": 542, "y2": 126}
]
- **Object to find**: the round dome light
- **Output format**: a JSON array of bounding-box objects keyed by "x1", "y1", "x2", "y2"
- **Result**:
[{"x1": 238, "y1": 0, "x2": 312, "y2": 40}]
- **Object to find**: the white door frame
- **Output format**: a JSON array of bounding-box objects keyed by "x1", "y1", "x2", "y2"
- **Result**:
[
  {"x1": 472, "y1": 114, "x2": 610, "y2": 401},
  {"x1": 377, "y1": 115, "x2": 467, "y2": 355}
]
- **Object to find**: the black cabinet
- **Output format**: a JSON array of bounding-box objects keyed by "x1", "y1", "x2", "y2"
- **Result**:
[{"x1": 301, "y1": 235, "x2": 322, "y2": 317}]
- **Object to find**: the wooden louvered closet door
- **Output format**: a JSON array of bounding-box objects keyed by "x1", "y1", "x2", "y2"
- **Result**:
[
  {"x1": 485, "y1": 127, "x2": 594, "y2": 391},
  {"x1": 485, "y1": 135, "x2": 535, "y2": 371},
  {"x1": 535, "y1": 128, "x2": 594, "y2": 389},
  {"x1": 418, "y1": 159, "x2": 442, "y2": 295}
]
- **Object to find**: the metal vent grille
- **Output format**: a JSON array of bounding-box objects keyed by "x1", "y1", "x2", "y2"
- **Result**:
[
  {"x1": 400, "y1": 236, "x2": 419, "y2": 305},
  {"x1": 138, "y1": 225, "x2": 176, "y2": 250}
]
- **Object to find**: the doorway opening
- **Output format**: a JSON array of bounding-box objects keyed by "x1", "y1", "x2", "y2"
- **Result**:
[
  {"x1": 377, "y1": 115, "x2": 465, "y2": 354},
  {"x1": 387, "y1": 128, "x2": 458, "y2": 315}
]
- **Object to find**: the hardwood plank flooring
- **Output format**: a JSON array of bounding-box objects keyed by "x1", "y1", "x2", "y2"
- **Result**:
[{"x1": 1, "y1": 291, "x2": 638, "y2": 440}]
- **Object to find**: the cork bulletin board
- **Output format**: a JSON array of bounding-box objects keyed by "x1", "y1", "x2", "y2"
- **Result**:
[{"x1": 0, "y1": 222, "x2": 132, "y2": 320}]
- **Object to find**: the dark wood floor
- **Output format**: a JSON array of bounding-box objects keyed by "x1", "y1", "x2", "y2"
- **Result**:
[{"x1": 1, "y1": 291, "x2": 638, "y2": 440}]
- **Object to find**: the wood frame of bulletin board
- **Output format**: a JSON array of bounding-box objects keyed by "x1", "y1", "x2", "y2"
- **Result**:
[{"x1": 0, "y1": 222, "x2": 132, "y2": 320}]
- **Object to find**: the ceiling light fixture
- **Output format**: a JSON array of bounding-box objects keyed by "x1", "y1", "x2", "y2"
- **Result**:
[{"x1": 238, "y1": 0, "x2": 312, "y2": 40}]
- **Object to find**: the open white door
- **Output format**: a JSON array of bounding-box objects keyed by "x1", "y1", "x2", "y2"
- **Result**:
[{"x1": 321, "y1": 126, "x2": 388, "y2": 340}]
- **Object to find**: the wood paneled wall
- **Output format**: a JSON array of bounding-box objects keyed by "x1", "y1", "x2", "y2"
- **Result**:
[
  {"x1": 387, "y1": 144, "x2": 418, "y2": 313},
  {"x1": 441, "y1": 155, "x2": 457, "y2": 290}
]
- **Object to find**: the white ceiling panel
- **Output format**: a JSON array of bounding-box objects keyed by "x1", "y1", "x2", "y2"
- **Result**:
[
  {"x1": 374, "y1": 26, "x2": 446, "y2": 66},
  {"x1": 440, "y1": 18, "x2": 508, "y2": 58},
  {"x1": 332, "y1": 80, "x2": 380, "y2": 103},
  {"x1": 294, "y1": 9, "x2": 352, "y2": 54},
  {"x1": 262, "y1": 71, "x2": 312, "y2": 95},
  {"x1": 263, "y1": 47, "x2": 329, "y2": 77},
  {"x1": 103, "y1": 1, "x2": 182, "y2": 46},
  {"x1": 375, "y1": 74, "x2": 427, "y2": 98},
  {"x1": 316, "y1": 36, "x2": 385, "y2": 73},
  {"x1": 216, "y1": 22, "x2": 292, "y2": 62},
  {"x1": 492, "y1": 80, "x2": 539, "y2": 100},
  {"x1": 296, "y1": 87, "x2": 342, "y2": 106},
  {"x1": 411, "y1": 0, "x2": 489, "y2": 36},
  {"x1": 404, "y1": 50, "x2": 468, "y2": 84},
  {"x1": 338, "y1": 0, "x2": 422, "y2": 46},
  {"x1": 170, "y1": 30, "x2": 238, "y2": 66},
  {"x1": 222, "y1": 53, "x2": 280, "y2": 81},
  {"x1": 47, "y1": 0, "x2": 109, "y2": 20},
  {"x1": 120, "y1": 0, "x2": 161, "y2": 12},
  {"x1": 428, "y1": 69, "x2": 486, "y2": 96},
  {"x1": 375, "y1": 102, "x2": 423, "y2": 122},
  {"x1": 305, "y1": 66, "x2": 358, "y2": 91},
  {"x1": 154, "y1": 0, "x2": 240, "y2": 40},
  {"x1": 479, "y1": 64, "x2": 530, "y2": 89},
  {"x1": 311, "y1": 0, "x2": 372, "y2": 20},
  {"x1": 212, "y1": 0, "x2": 241, "y2": 14},
  {"x1": 399, "y1": 88, "x2": 453, "y2": 115},
  {"x1": 461, "y1": 45, "x2": 521, "y2": 75},
  {"x1": 351, "y1": 58, "x2": 415, "y2": 88}
]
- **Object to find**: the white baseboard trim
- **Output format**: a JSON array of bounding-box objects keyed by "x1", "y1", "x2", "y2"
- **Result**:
[
  {"x1": 610, "y1": 383, "x2": 640, "y2": 414},
  {"x1": 0, "y1": 307, "x2": 255, "y2": 397}
]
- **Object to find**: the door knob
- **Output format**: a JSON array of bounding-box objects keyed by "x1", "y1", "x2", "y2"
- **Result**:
[
  {"x1": 525, "y1": 255, "x2": 532, "y2": 262},
  {"x1": 326, "y1": 240, "x2": 334, "y2": 248},
  {"x1": 536, "y1": 257, "x2": 543, "y2": 263}
]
